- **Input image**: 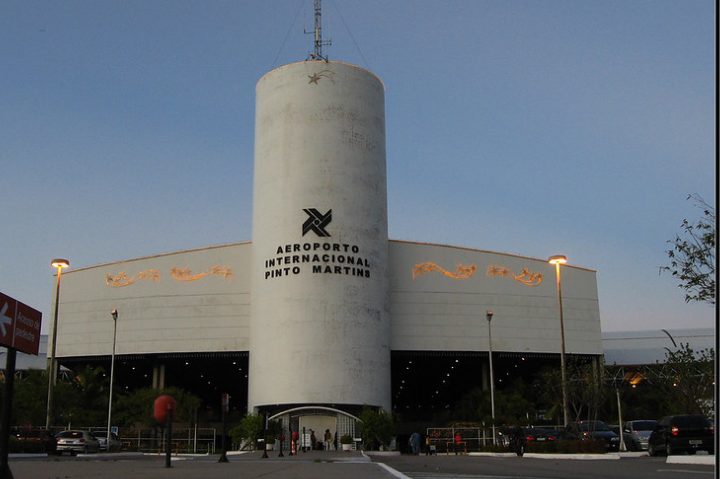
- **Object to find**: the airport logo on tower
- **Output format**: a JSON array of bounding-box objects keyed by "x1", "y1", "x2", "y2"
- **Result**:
[
  {"x1": 302, "y1": 208, "x2": 332, "y2": 237},
  {"x1": 261, "y1": 208, "x2": 373, "y2": 280}
]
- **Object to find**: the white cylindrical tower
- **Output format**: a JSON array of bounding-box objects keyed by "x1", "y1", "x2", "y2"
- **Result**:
[{"x1": 249, "y1": 61, "x2": 390, "y2": 413}]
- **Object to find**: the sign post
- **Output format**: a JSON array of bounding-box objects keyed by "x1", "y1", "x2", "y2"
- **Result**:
[
  {"x1": 0, "y1": 292, "x2": 43, "y2": 355},
  {"x1": 0, "y1": 291, "x2": 43, "y2": 479},
  {"x1": 218, "y1": 393, "x2": 229, "y2": 463},
  {"x1": 153, "y1": 395, "x2": 176, "y2": 468}
]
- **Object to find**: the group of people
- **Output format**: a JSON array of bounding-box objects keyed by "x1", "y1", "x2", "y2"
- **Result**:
[
  {"x1": 308, "y1": 429, "x2": 336, "y2": 450},
  {"x1": 408, "y1": 432, "x2": 465, "y2": 455}
]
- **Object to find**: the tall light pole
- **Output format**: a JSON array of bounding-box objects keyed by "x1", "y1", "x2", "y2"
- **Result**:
[
  {"x1": 486, "y1": 310, "x2": 496, "y2": 445},
  {"x1": 548, "y1": 255, "x2": 569, "y2": 427},
  {"x1": 106, "y1": 309, "x2": 118, "y2": 450},
  {"x1": 46, "y1": 258, "x2": 69, "y2": 431}
]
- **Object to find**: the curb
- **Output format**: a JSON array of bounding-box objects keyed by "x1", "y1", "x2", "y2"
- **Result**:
[
  {"x1": 666, "y1": 455, "x2": 715, "y2": 466},
  {"x1": 469, "y1": 452, "x2": 620, "y2": 460}
]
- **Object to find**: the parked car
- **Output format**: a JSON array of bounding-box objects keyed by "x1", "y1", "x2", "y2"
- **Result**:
[
  {"x1": 55, "y1": 430, "x2": 100, "y2": 455},
  {"x1": 91, "y1": 431, "x2": 122, "y2": 451},
  {"x1": 13, "y1": 429, "x2": 57, "y2": 454},
  {"x1": 523, "y1": 427, "x2": 558, "y2": 443},
  {"x1": 648, "y1": 415, "x2": 714, "y2": 456},
  {"x1": 609, "y1": 425, "x2": 635, "y2": 450},
  {"x1": 559, "y1": 420, "x2": 620, "y2": 452},
  {"x1": 623, "y1": 420, "x2": 657, "y2": 451}
]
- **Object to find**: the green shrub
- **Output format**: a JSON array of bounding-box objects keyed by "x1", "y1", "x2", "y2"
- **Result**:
[
  {"x1": 481, "y1": 440, "x2": 608, "y2": 454},
  {"x1": 481, "y1": 444, "x2": 508, "y2": 453},
  {"x1": 8, "y1": 437, "x2": 49, "y2": 454},
  {"x1": 550, "y1": 440, "x2": 606, "y2": 454}
]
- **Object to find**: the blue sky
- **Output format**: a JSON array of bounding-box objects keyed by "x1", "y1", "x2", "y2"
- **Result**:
[{"x1": 1, "y1": 1, "x2": 715, "y2": 335}]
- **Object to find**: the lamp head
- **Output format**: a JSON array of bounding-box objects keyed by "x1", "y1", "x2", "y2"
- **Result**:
[
  {"x1": 486, "y1": 310, "x2": 493, "y2": 322},
  {"x1": 548, "y1": 255, "x2": 567, "y2": 265},
  {"x1": 111, "y1": 309, "x2": 118, "y2": 320},
  {"x1": 51, "y1": 258, "x2": 70, "y2": 269}
]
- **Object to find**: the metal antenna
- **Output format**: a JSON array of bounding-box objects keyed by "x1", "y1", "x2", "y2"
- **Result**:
[{"x1": 305, "y1": 0, "x2": 331, "y2": 61}]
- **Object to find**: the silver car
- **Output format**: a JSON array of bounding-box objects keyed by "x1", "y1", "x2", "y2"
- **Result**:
[
  {"x1": 55, "y1": 430, "x2": 100, "y2": 455},
  {"x1": 623, "y1": 420, "x2": 657, "y2": 451},
  {"x1": 91, "y1": 431, "x2": 123, "y2": 451}
]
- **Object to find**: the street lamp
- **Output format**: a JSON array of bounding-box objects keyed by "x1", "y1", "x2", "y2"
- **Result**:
[
  {"x1": 486, "y1": 310, "x2": 496, "y2": 445},
  {"x1": 46, "y1": 258, "x2": 69, "y2": 431},
  {"x1": 548, "y1": 255, "x2": 569, "y2": 427},
  {"x1": 106, "y1": 309, "x2": 118, "y2": 450}
]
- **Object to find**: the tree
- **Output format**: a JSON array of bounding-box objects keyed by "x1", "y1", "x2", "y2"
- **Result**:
[
  {"x1": 112, "y1": 387, "x2": 201, "y2": 427},
  {"x1": 359, "y1": 406, "x2": 394, "y2": 450},
  {"x1": 3, "y1": 366, "x2": 109, "y2": 428},
  {"x1": 8, "y1": 369, "x2": 49, "y2": 426},
  {"x1": 535, "y1": 358, "x2": 609, "y2": 424},
  {"x1": 662, "y1": 194, "x2": 716, "y2": 305},
  {"x1": 453, "y1": 379, "x2": 535, "y2": 427},
  {"x1": 228, "y1": 413, "x2": 278, "y2": 448},
  {"x1": 646, "y1": 343, "x2": 715, "y2": 416},
  {"x1": 65, "y1": 365, "x2": 109, "y2": 426}
]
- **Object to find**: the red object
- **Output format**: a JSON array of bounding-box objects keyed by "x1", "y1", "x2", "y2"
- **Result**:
[
  {"x1": 455, "y1": 434, "x2": 462, "y2": 445},
  {"x1": 0, "y1": 291, "x2": 43, "y2": 355},
  {"x1": 154, "y1": 395, "x2": 177, "y2": 424}
]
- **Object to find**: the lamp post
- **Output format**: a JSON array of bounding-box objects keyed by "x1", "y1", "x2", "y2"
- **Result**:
[
  {"x1": 106, "y1": 309, "x2": 118, "y2": 450},
  {"x1": 46, "y1": 258, "x2": 69, "y2": 431},
  {"x1": 548, "y1": 255, "x2": 569, "y2": 427},
  {"x1": 486, "y1": 310, "x2": 496, "y2": 445}
]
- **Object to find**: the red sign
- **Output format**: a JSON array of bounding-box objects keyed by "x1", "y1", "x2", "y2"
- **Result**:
[
  {"x1": 154, "y1": 395, "x2": 176, "y2": 424},
  {"x1": 0, "y1": 291, "x2": 43, "y2": 355}
]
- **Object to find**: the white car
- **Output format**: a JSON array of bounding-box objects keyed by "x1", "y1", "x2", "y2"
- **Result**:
[{"x1": 55, "y1": 430, "x2": 100, "y2": 455}]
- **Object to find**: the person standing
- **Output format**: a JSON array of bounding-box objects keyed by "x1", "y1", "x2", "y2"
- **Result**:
[
  {"x1": 324, "y1": 429, "x2": 333, "y2": 450},
  {"x1": 410, "y1": 432, "x2": 421, "y2": 455},
  {"x1": 454, "y1": 432, "x2": 462, "y2": 454}
]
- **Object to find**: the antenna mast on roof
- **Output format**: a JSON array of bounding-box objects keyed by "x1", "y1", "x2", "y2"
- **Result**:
[{"x1": 305, "y1": 0, "x2": 331, "y2": 61}]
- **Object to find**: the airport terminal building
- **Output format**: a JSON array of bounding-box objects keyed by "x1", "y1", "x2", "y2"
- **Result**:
[{"x1": 50, "y1": 59, "x2": 602, "y2": 438}]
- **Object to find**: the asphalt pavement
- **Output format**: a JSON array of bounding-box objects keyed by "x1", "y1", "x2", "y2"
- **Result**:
[
  {"x1": 7, "y1": 449, "x2": 715, "y2": 479},
  {"x1": 8, "y1": 450, "x2": 407, "y2": 479}
]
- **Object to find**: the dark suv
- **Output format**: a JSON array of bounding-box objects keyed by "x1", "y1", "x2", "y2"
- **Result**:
[
  {"x1": 648, "y1": 415, "x2": 714, "y2": 456},
  {"x1": 559, "y1": 420, "x2": 621, "y2": 452}
]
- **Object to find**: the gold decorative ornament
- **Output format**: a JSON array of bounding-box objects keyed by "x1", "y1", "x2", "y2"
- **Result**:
[
  {"x1": 308, "y1": 70, "x2": 335, "y2": 84},
  {"x1": 170, "y1": 265, "x2": 233, "y2": 282},
  {"x1": 105, "y1": 270, "x2": 161, "y2": 288},
  {"x1": 412, "y1": 262, "x2": 478, "y2": 280},
  {"x1": 486, "y1": 265, "x2": 543, "y2": 286}
]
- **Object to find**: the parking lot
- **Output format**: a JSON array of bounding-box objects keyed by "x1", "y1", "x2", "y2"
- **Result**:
[{"x1": 7, "y1": 449, "x2": 715, "y2": 479}]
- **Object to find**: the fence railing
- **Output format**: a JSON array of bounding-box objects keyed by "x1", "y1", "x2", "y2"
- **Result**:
[
  {"x1": 118, "y1": 427, "x2": 217, "y2": 454},
  {"x1": 426, "y1": 427, "x2": 492, "y2": 453},
  {"x1": 42, "y1": 426, "x2": 217, "y2": 454}
]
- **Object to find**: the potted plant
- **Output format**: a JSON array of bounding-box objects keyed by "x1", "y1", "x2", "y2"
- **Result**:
[
  {"x1": 266, "y1": 435, "x2": 278, "y2": 450},
  {"x1": 340, "y1": 434, "x2": 353, "y2": 451}
]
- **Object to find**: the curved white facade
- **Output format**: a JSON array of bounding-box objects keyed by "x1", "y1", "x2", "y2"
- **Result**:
[
  {"x1": 250, "y1": 61, "x2": 390, "y2": 411},
  {"x1": 53, "y1": 241, "x2": 601, "y2": 364}
]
